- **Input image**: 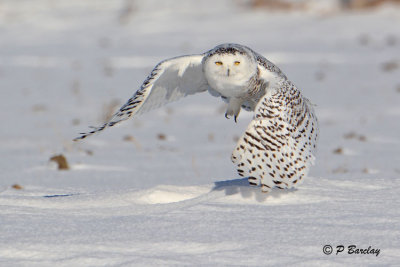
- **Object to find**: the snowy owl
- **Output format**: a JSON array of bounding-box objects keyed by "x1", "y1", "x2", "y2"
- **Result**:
[{"x1": 75, "y1": 43, "x2": 318, "y2": 193}]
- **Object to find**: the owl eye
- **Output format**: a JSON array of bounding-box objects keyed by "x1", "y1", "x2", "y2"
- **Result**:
[
  {"x1": 234, "y1": 61, "x2": 240, "y2": 65},
  {"x1": 215, "y1": 61, "x2": 223, "y2": 66}
]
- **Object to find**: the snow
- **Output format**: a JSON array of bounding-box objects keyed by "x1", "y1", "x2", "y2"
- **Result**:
[{"x1": 1, "y1": 0, "x2": 400, "y2": 265}]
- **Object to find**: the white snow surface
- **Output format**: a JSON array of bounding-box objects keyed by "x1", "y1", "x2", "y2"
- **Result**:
[{"x1": 1, "y1": 0, "x2": 400, "y2": 266}]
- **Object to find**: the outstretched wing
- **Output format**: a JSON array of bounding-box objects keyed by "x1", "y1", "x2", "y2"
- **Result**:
[
  {"x1": 254, "y1": 51, "x2": 287, "y2": 87},
  {"x1": 231, "y1": 80, "x2": 318, "y2": 192},
  {"x1": 74, "y1": 54, "x2": 209, "y2": 141}
]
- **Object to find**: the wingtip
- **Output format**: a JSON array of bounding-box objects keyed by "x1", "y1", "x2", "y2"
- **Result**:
[
  {"x1": 72, "y1": 136, "x2": 82, "y2": 142},
  {"x1": 73, "y1": 126, "x2": 99, "y2": 142},
  {"x1": 73, "y1": 134, "x2": 88, "y2": 142}
]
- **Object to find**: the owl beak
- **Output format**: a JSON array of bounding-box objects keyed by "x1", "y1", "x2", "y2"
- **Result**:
[{"x1": 227, "y1": 69, "x2": 230, "y2": 76}]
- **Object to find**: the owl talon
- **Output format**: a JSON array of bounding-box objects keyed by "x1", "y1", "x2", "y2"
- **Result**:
[
  {"x1": 234, "y1": 115, "x2": 238, "y2": 123},
  {"x1": 225, "y1": 113, "x2": 230, "y2": 119}
]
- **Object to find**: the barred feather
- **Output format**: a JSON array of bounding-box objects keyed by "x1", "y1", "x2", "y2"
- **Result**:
[{"x1": 232, "y1": 80, "x2": 318, "y2": 192}]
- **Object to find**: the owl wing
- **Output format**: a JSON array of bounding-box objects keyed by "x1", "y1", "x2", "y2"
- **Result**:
[
  {"x1": 74, "y1": 54, "x2": 209, "y2": 140},
  {"x1": 231, "y1": 80, "x2": 318, "y2": 192}
]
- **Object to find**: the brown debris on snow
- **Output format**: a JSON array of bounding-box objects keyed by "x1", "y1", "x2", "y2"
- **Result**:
[
  {"x1": 333, "y1": 147, "x2": 344, "y2": 154},
  {"x1": 12, "y1": 184, "x2": 23, "y2": 190},
  {"x1": 157, "y1": 133, "x2": 167, "y2": 141},
  {"x1": 50, "y1": 154, "x2": 70, "y2": 170},
  {"x1": 248, "y1": 0, "x2": 297, "y2": 10},
  {"x1": 343, "y1": 132, "x2": 367, "y2": 141},
  {"x1": 382, "y1": 60, "x2": 399, "y2": 72},
  {"x1": 341, "y1": 0, "x2": 400, "y2": 10},
  {"x1": 123, "y1": 135, "x2": 142, "y2": 150}
]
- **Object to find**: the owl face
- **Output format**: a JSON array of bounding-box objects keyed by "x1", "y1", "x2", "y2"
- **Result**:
[
  {"x1": 204, "y1": 53, "x2": 256, "y2": 81},
  {"x1": 203, "y1": 51, "x2": 258, "y2": 97}
]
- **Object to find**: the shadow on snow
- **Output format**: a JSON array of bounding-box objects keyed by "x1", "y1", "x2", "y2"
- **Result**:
[{"x1": 212, "y1": 177, "x2": 298, "y2": 203}]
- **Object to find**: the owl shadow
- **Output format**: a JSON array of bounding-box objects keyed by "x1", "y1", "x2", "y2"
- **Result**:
[{"x1": 212, "y1": 178, "x2": 297, "y2": 202}]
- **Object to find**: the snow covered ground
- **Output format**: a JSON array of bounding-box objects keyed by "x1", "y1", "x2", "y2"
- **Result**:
[{"x1": 1, "y1": 0, "x2": 399, "y2": 265}]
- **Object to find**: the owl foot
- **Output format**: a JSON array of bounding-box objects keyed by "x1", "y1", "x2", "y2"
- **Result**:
[
  {"x1": 225, "y1": 98, "x2": 242, "y2": 122},
  {"x1": 224, "y1": 113, "x2": 238, "y2": 123}
]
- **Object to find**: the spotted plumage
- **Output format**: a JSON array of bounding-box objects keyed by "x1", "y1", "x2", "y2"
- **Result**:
[
  {"x1": 75, "y1": 43, "x2": 318, "y2": 193},
  {"x1": 231, "y1": 80, "x2": 318, "y2": 192}
]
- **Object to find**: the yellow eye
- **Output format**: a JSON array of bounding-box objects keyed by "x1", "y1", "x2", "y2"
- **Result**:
[
  {"x1": 215, "y1": 61, "x2": 223, "y2": 66},
  {"x1": 234, "y1": 61, "x2": 240, "y2": 65}
]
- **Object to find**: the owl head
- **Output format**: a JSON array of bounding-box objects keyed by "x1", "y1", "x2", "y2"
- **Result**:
[{"x1": 203, "y1": 44, "x2": 258, "y2": 85}]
